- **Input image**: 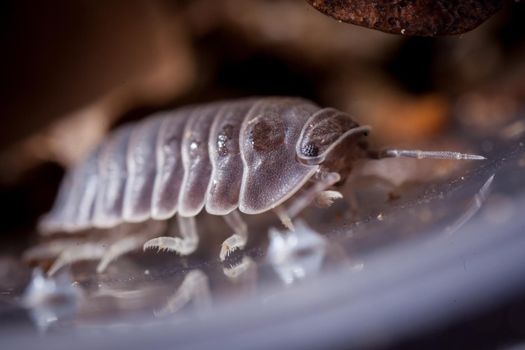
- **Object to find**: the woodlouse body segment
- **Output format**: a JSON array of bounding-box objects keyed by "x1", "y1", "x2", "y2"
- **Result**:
[
  {"x1": 206, "y1": 100, "x2": 253, "y2": 215},
  {"x1": 238, "y1": 99, "x2": 319, "y2": 214},
  {"x1": 151, "y1": 109, "x2": 187, "y2": 220},
  {"x1": 177, "y1": 106, "x2": 216, "y2": 217},
  {"x1": 93, "y1": 125, "x2": 132, "y2": 228},
  {"x1": 123, "y1": 117, "x2": 163, "y2": 223},
  {"x1": 64, "y1": 147, "x2": 101, "y2": 232}
]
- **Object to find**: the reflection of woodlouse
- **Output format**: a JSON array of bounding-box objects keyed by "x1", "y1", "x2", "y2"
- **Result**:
[{"x1": 37, "y1": 97, "x2": 484, "y2": 269}]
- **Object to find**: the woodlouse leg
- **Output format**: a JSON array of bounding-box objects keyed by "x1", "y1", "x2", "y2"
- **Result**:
[
  {"x1": 315, "y1": 190, "x2": 343, "y2": 208},
  {"x1": 96, "y1": 221, "x2": 166, "y2": 273},
  {"x1": 23, "y1": 238, "x2": 86, "y2": 262},
  {"x1": 47, "y1": 242, "x2": 107, "y2": 276},
  {"x1": 274, "y1": 206, "x2": 295, "y2": 231},
  {"x1": 220, "y1": 210, "x2": 248, "y2": 261},
  {"x1": 96, "y1": 235, "x2": 149, "y2": 273},
  {"x1": 282, "y1": 172, "x2": 342, "y2": 223},
  {"x1": 143, "y1": 216, "x2": 199, "y2": 255},
  {"x1": 154, "y1": 270, "x2": 211, "y2": 317},
  {"x1": 223, "y1": 255, "x2": 256, "y2": 281}
]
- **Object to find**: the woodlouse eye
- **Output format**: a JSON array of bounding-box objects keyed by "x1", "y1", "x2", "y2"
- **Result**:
[{"x1": 301, "y1": 142, "x2": 319, "y2": 157}]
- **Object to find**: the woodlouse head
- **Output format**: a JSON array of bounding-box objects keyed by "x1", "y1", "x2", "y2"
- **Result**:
[{"x1": 296, "y1": 108, "x2": 370, "y2": 167}]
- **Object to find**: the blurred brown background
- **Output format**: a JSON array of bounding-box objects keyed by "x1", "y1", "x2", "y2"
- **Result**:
[{"x1": 0, "y1": 0, "x2": 524, "y2": 251}]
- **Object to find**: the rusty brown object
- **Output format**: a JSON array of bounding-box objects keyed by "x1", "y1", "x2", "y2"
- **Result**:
[{"x1": 305, "y1": 0, "x2": 503, "y2": 36}]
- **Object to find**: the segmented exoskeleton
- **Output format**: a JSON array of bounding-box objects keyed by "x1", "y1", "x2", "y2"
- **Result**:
[{"x1": 34, "y1": 97, "x2": 484, "y2": 273}]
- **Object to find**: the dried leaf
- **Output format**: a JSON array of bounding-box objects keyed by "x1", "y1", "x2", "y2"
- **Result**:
[{"x1": 306, "y1": 0, "x2": 503, "y2": 36}]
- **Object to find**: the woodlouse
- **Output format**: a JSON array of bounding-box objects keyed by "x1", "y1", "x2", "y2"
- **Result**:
[{"x1": 35, "y1": 97, "x2": 484, "y2": 271}]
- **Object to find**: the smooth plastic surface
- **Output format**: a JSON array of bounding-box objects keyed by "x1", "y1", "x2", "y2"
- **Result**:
[{"x1": 1, "y1": 130, "x2": 524, "y2": 349}]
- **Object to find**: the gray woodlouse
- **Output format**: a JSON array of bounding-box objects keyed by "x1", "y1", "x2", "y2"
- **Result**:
[{"x1": 36, "y1": 97, "x2": 484, "y2": 270}]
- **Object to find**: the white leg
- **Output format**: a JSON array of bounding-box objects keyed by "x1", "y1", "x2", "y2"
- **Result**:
[
  {"x1": 315, "y1": 190, "x2": 343, "y2": 208},
  {"x1": 97, "y1": 235, "x2": 147, "y2": 273},
  {"x1": 97, "y1": 222, "x2": 165, "y2": 273},
  {"x1": 154, "y1": 270, "x2": 211, "y2": 317},
  {"x1": 47, "y1": 242, "x2": 107, "y2": 276},
  {"x1": 220, "y1": 210, "x2": 248, "y2": 261},
  {"x1": 223, "y1": 256, "x2": 256, "y2": 280},
  {"x1": 274, "y1": 206, "x2": 295, "y2": 231},
  {"x1": 143, "y1": 216, "x2": 199, "y2": 256},
  {"x1": 285, "y1": 172, "x2": 341, "y2": 219},
  {"x1": 23, "y1": 238, "x2": 85, "y2": 262}
]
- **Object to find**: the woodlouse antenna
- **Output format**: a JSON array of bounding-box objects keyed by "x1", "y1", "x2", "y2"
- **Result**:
[{"x1": 367, "y1": 149, "x2": 486, "y2": 161}]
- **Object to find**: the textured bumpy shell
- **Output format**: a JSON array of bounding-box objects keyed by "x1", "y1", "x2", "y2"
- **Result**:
[
  {"x1": 305, "y1": 0, "x2": 502, "y2": 36},
  {"x1": 40, "y1": 97, "x2": 321, "y2": 233}
]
